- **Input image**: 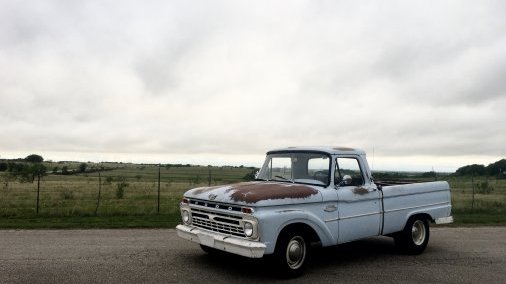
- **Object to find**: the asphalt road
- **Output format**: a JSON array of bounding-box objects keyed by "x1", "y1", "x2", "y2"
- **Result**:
[{"x1": 0, "y1": 227, "x2": 505, "y2": 283}]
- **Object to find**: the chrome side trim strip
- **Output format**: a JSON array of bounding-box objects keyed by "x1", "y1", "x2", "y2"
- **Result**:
[
  {"x1": 324, "y1": 211, "x2": 381, "y2": 222},
  {"x1": 384, "y1": 201, "x2": 450, "y2": 213}
]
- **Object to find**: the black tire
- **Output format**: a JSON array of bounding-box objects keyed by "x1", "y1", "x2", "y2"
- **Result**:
[
  {"x1": 394, "y1": 216, "x2": 430, "y2": 255},
  {"x1": 272, "y1": 229, "x2": 310, "y2": 278}
]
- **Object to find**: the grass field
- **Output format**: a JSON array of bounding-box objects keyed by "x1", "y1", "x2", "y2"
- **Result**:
[
  {"x1": 0, "y1": 162, "x2": 255, "y2": 228},
  {"x1": 446, "y1": 176, "x2": 506, "y2": 225},
  {"x1": 0, "y1": 162, "x2": 505, "y2": 228}
]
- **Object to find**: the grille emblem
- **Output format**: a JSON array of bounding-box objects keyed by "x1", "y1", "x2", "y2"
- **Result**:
[{"x1": 209, "y1": 194, "x2": 217, "y2": 200}]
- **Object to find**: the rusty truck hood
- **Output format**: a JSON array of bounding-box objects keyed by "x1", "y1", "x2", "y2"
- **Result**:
[{"x1": 184, "y1": 181, "x2": 322, "y2": 206}]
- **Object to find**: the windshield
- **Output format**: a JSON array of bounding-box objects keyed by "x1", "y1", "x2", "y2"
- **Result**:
[{"x1": 257, "y1": 152, "x2": 331, "y2": 186}]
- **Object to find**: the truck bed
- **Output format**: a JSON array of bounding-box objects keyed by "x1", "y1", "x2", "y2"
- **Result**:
[{"x1": 378, "y1": 181, "x2": 452, "y2": 235}]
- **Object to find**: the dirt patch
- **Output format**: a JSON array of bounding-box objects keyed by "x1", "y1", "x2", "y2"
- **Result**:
[{"x1": 226, "y1": 182, "x2": 319, "y2": 203}]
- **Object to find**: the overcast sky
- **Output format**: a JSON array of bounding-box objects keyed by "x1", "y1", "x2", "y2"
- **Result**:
[{"x1": 1, "y1": 0, "x2": 505, "y2": 172}]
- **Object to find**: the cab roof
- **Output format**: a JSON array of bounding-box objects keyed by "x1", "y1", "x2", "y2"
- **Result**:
[{"x1": 267, "y1": 146, "x2": 366, "y2": 156}]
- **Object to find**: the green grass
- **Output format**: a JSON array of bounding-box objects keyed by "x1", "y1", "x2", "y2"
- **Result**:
[
  {"x1": 0, "y1": 163, "x2": 255, "y2": 228},
  {"x1": 1, "y1": 162, "x2": 505, "y2": 228},
  {"x1": 447, "y1": 176, "x2": 506, "y2": 225}
]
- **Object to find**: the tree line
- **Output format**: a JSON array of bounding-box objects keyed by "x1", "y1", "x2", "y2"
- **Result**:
[
  {"x1": 2, "y1": 154, "x2": 504, "y2": 180},
  {"x1": 0, "y1": 154, "x2": 47, "y2": 183},
  {"x1": 455, "y1": 159, "x2": 506, "y2": 177}
]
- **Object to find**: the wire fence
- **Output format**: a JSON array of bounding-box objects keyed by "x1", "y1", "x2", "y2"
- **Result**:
[
  {"x1": 1, "y1": 164, "x2": 504, "y2": 220},
  {"x1": 0, "y1": 164, "x2": 255, "y2": 218}
]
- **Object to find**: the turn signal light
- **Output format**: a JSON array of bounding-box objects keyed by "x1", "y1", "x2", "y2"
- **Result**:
[{"x1": 241, "y1": 207, "x2": 254, "y2": 214}]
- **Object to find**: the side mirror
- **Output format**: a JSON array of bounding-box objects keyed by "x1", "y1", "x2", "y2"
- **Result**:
[{"x1": 340, "y1": 175, "x2": 352, "y2": 186}]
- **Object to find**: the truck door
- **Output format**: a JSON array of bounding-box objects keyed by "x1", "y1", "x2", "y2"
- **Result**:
[{"x1": 335, "y1": 156, "x2": 381, "y2": 243}]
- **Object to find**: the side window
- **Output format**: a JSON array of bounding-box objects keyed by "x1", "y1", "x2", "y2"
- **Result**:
[
  {"x1": 335, "y1": 157, "x2": 364, "y2": 186},
  {"x1": 307, "y1": 156, "x2": 329, "y2": 184}
]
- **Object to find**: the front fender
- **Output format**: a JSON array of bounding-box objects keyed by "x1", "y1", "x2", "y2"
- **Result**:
[{"x1": 255, "y1": 208, "x2": 336, "y2": 254}]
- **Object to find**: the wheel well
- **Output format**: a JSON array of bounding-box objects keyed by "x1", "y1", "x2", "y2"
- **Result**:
[
  {"x1": 277, "y1": 223, "x2": 321, "y2": 247},
  {"x1": 408, "y1": 213, "x2": 433, "y2": 223}
]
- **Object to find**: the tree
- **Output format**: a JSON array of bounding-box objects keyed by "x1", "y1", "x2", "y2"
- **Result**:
[
  {"x1": 421, "y1": 171, "x2": 437, "y2": 179},
  {"x1": 455, "y1": 164, "x2": 486, "y2": 176},
  {"x1": 25, "y1": 154, "x2": 43, "y2": 163},
  {"x1": 30, "y1": 164, "x2": 47, "y2": 178},
  {"x1": 79, "y1": 163, "x2": 87, "y2": 173},
  {"x1": 21, "y1": 154, "x2": 46, "y2": 182},
  {"x1": 6, "y1": 158, "x2": 47, "y2": 214},
  {"x1": 454, "y1": 159, "x2": 506, "y2": 176},
  {"x1": 486, "y1": 159, "x2": 506, "y2": 176},
  {"x1": 8, "y1": 163, "x2": 33, "y2": 182},
  {"x1": 243, "y1": 168, "x2": 259, "y2": 181},
  {"x1": 0, "y1": 162, "x2": 7, "y2": 172}
]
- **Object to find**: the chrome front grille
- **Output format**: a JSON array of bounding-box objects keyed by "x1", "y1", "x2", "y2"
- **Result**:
[{"x1": 190, "y1": 208, "x2": 245, "y2": 237}]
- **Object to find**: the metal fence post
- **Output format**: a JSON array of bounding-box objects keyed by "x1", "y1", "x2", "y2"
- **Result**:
[
  {"x1": 157, "y1": 164, "x2": 161, "y2": 214},
  {"x1": 36, "y1": 173, "x2": 40, "y2": 215},
  {"x1": 95, "y1": 170, "x2": 102, "y2": 216},
  {"x1": 471, "y1": 173, "x2": 475, "y2": 210}
]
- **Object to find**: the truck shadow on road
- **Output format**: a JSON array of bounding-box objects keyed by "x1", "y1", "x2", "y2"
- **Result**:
[{"x1": 185, "y1": 236, "x2": 403, "y2": 280}]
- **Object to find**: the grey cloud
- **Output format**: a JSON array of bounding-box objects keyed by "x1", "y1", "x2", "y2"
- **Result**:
[{"x1": 1, "y1": 1, "x2": 505, "y2": 171}]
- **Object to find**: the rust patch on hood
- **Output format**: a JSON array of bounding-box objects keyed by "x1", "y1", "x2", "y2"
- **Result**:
[
  {"x1": 353, "y1": 187, "x2": 369, "y2": 195},
  {"x1": 226, "y1": 182, "x2": 319, "y2": 203}
]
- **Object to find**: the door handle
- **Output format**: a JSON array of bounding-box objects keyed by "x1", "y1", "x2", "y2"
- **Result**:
[{"x1": 324, "y1": 204, "x2": 337, "y2": 212}]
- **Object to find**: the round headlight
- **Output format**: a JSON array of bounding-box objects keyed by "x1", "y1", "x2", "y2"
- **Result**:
[
  {"x1": 182, "y1": 210, "x2": 190, "y2": 224},
  {"x1": 244, "y1": 222, "x2": 254, "y2": 237}
]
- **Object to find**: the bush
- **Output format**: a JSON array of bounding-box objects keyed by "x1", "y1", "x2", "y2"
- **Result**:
[
  {"x1": 116, "y1": 177, "x2": 129, "y2": 199},
  {"x1": 60, "y1": 189, "x2": 74, "y2": 200},
  {"x1": 105, "y1": 176, "x2": 114, "y2": 184},
  {"x1": 475, "y1": 181, "x2": 494, "y2": 194},
  {"x1": 79, "y1": 163, "x2": 87, "y2": 173},
  {"x1": 243, "y1": 168, "x2": 259, "y2": 181}
]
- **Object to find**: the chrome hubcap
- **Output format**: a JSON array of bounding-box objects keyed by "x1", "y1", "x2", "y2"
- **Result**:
[
  {"x1": 412, "y1": 220, "x2": 426, "y2": 246},
  {"x1": 286, "y1": 236, "x2": 306, "y2": 269}
]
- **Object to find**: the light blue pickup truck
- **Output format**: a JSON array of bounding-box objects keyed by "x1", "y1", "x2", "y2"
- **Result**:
[{"x1": 177, "y1": 146, "x2": 453, "y2": 277}]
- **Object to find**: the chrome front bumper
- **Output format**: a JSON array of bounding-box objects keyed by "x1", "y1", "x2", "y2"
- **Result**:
[{"x1": 176, "y1": 224, "x2": 266, "y2": 258}]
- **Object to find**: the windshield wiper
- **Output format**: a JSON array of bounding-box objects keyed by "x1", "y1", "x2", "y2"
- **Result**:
[
  {"x1": 274, "y1": 175, "x2": 295, "y2": 183},
  {"x1": 274, "y1": 175, "x2": 288, "y2": 180}
]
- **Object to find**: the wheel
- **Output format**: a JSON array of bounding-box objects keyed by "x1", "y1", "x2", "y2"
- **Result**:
[
  {"x1": 394, "y1": 216, "x2": 430, "y2": 255},
  {"x1": 272, "y1": 229, "x2": 309, "y2": 278}
]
